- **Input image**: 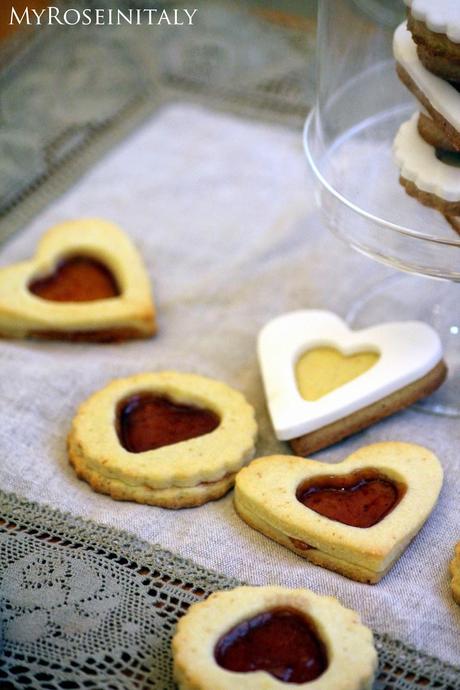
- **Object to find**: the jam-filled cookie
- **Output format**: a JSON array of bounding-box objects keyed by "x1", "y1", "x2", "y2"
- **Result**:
[
  {"x1": 405, "y1": 0, "x2": 460, "y2": 83},
  {"x1": 0, "y1": 218, "x2": 156, "y2": 341},
  {"x1": 234, "y1": 443, "x2": 443, "y2": 584},
  {"x1": 173, "y1": 586, "x2": 377, "y2": 690},
  {"x1": 68, "y1": 371, "x2": 257, "y2": 508},
  {"x1": 258, "y1": 310, "x2": 445, "y2": 456},
  {"x1": 450, "y1": 542, "x2": 460, "y2": 605}
]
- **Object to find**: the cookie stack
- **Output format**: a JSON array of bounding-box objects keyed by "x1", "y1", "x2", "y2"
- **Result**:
[{"x1": 393, "y1": 1, "x2": 460, "y2": 231}]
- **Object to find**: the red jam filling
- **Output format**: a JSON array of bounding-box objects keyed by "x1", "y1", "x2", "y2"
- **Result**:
[
  {"x1": 296, "y1": 469, "x2": 406, "y2": 528},
  {"x1": 290, "y1": 538, "x2": 312, "y2": 551},
  {"x1": 215, "y1": 608, "x2": 327, "y2": 684},
  {"x1": 116, "y1": 393, "x2": 220, "y2": 453},
  {"x1": 29, "y1": 256, "x2": 120, "y2": 302}
]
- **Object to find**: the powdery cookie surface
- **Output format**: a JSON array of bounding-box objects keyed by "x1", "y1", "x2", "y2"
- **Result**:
[
  {"x1": 68, "y1": 371, "x2": 257, "y2": 508},
  {"x1": 0, "y1": 218, "x2": 156, "y2": 341},
  {"x1": 172, "y1": 586, "x2": 377, "y2": 690},
  {"x1": 395, "y1": 112, "x2": 460, "y2": 211},
  {"x1": 234, "y1": 443, "x2": 443, "y2": 584}
]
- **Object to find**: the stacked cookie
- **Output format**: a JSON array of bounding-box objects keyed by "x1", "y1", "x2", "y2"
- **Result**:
[{"x1": 394, "y1": 1, "x2": 460, "y2": 230}]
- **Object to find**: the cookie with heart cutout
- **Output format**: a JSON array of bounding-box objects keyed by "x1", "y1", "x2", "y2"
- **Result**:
[
  {"x1": 0, "y1": 218, "x2": 156, "y2": 342},
  {"x1": 234, "y1": 442, "x2": 443, "y2": 584},
  {"x1": 450, "y1": 542, "x2": 460, "y2": 605},
  {"x1": 394, "y1": 21, "x2": 460, "y2": 151},
  {"x1": 68, "y1": 371, "x2": 257, "y2": 508},
  {"x1": 395, "y1": 112, "x2": 460, "y2": 215},
  {"x1": 258, "y1": 310, "x2": 445, "y2": 456},
  {"x1": 172, "y1": 585, "x2": 377, "y2": 690},
  {"x1": 405, "y1": 0, "x2": 460, "y2": 82}
]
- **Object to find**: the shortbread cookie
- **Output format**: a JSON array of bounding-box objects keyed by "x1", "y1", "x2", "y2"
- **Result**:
[
  {"x1": 450, "y1": 543, "x2": 460, "y2": 605},
  {"x1": 395, "y1": 113, "x2": 460, "y2": 214},
  {"x1": 0, "y1": 218, "x2": 156, "y2": 341},
  {"x1": 68, "y1": 371, "x2": 257, "y2": 508},
  {"x1": 405, "y1": 0, "x2": 460, "y2": 82},
  {"x1": 234, "y1": 443, "x2": 443, "y2": 584},
  {"x1": 173, "y1": 585, "x2": 377, "y2": 689},
  {"x1": 258, "y1": 310, "x2": 445, "y2": 455},
  {"x1": 395, "y1": 21, "x2": 460, "y2": 151}
]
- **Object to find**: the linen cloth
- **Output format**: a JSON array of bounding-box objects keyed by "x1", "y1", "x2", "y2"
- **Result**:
[{"x1": 0, "y1": 103, "x2": 458, "y2": 666}]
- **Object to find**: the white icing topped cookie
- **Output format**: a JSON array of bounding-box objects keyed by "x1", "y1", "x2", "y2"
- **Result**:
[
  {"x1": 394, "y1": 22, "x2": 460, "y2": 131},
  {"x1": 394, "y1": 112, "x2": 460, "y2": 202},
  {"x1": 258, "y1": 310, "x2": 442, "y2": 441},
  {"x1": 404, "y1": 0, "x2": 460, "y2": 44}
]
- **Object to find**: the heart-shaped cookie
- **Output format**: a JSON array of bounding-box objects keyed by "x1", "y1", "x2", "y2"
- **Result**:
[
  {"x1": 258, "y1": 310, "x2": 446, "y2": 454},
  {"x1": 0, "y1": 218, "x2": 156, "y2": 341},
  {"x1": 234, "y1": 442, "x2": 443, "y2": 583}
]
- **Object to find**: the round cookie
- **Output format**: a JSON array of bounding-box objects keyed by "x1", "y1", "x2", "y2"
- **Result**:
[
  {"x1": 450, "y1": 542, "x2": 460, "y2": 605},
  {"x1": 394, "y1": 112, "x2": 460, "y2": 214},
  {"x1": 172, "y1": 586, "x2": 377, "y2": 690},
  {"x1": 68, "y1": 371, "x2": 257, "y2": 508},
  {"x1": 405, "y1": 0, "x2": 460, "y2": 81}
]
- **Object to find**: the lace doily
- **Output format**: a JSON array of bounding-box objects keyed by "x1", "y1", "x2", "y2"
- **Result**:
[{"x1": 1, "y1": 491, "x2": 459, "y2": 690}]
